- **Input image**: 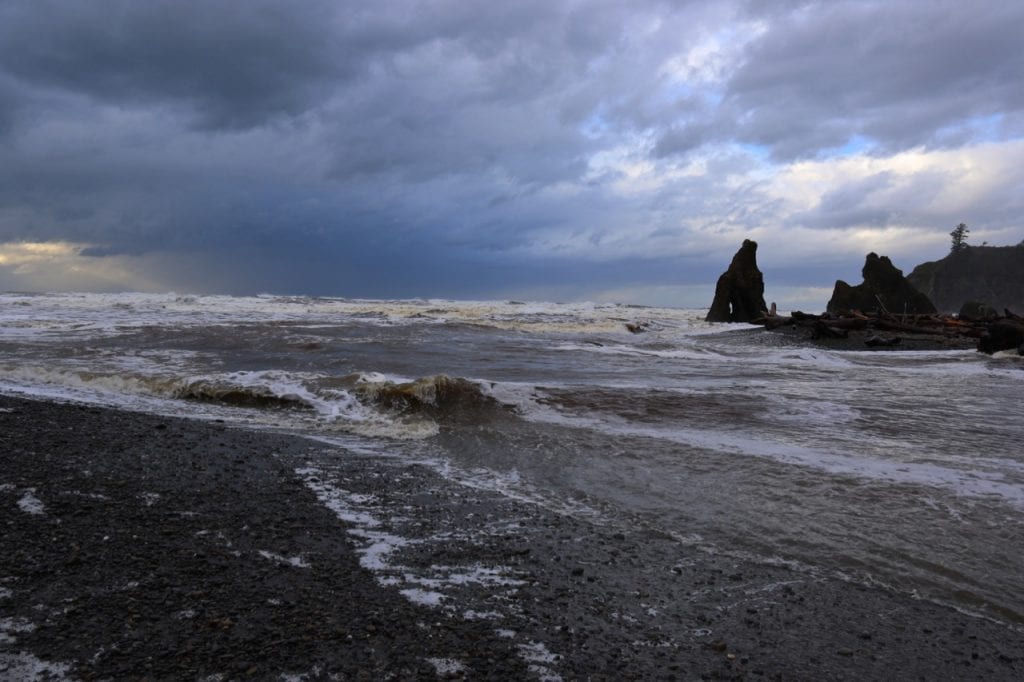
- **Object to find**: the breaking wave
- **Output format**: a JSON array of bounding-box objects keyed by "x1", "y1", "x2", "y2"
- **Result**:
[
  {"x1": 0, "y1": 363, "x2": 515, "y2": 440},
  {"x1": 173, "y1": 379, "x2": 318, "y2": 410},
  {"x1": 352, "y1": 375, "x2": 509, "y2": 422}
]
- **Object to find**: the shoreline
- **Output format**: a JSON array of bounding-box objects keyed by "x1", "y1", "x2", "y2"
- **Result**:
[
  {"x1": 2, "y1": 394, "x2": 1022, "y2": 679},
  {"x1": 757, "y1": 323, "x2": 978, "y2": 350}
]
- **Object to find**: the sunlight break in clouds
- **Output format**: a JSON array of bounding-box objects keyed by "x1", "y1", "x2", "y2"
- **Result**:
[
  {"x1": 0, "y1": 242, "x2": 162, "y2": 292},
  {"x1": 0, "y1": 241, "x2": 82, "y2": 267},
  {"x1": 761, "y1": 139, "x2": 1024, "y2": 262}
]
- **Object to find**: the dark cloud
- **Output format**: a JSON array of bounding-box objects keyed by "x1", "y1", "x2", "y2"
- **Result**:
[
  {"x1": 0, "y1": 0, "x2": 1021, "y2": 306},
  {"x1": 723, "y1": 1, "x2": 1024, "y2": 159},
  {"x1": 0, "y1": 0, "x2": 347, "y2": 129},
  {"x1": 0, "y1": 74, "x2": 22, "y2": 135}
]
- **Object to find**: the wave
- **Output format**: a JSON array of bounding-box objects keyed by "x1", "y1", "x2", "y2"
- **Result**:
[
  {"x1": 351, "y1": 374, "x2": 513, "y2": 422},
  {"x1": 167, "y1": 372, "x2": 515, "y2": 437},
  {"x1": 553, "y1": 341, "x2": 733, "y2": 362},
  {"x1": 482, "y1": 381, "x2": 1024, "y2": 508},
  {"x1": 0, "y1": 362, "x2": 516, "y2": 440},
  {"x1": 173, "y1": 377, "x2": 320, "y2": 410},
  {"x1": 0, "y1": 291, "x2": 711, "y2": 338}
]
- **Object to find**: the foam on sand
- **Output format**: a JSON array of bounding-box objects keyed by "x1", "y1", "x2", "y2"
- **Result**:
[
  {"x1": 0, "y1": 652, "x2": 72, "y2": 681},
  {"x1": 517, "y1": 640, "x2": 563, "y2": 682},
  {"x1": 0, "y1": 617, "x2": 73, "y2": 680},
  {"x1": 17, "y1": 489, "x2": 45, "y2": 515},
  {"x1": 257, "y1": 550, "x2": 311, "y2": 569},
  {"x1": 295, "y1": 463, "x2": 526, "y2": 611}
]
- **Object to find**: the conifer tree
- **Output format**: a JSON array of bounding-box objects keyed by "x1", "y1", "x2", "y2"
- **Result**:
[{"x1": 950, "y1": 222, "x2": 969, "y2": 253}]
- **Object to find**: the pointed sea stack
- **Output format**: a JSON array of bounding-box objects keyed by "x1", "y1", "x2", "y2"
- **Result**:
[
  {"x1": 827, "y1": 253, "x2": 936, "y2": 315},
  {"x1": 705, "y1": 239, "x2": 767, "y2": 323}
]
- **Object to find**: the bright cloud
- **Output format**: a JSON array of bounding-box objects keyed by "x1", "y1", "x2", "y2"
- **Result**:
[{"x1": 0, "y1": 241, "x2": 163, "y2": 292}]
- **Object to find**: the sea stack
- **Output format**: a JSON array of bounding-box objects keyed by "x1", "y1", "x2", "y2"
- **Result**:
[
  {"x1": 827, "y1": 253, "x2": 936, "y2": 315},
  {"x1": 705, "y1": 239, "x2": 767, "y2": 323}
]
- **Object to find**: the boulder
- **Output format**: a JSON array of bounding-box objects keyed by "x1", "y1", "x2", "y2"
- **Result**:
[
  {"x1": 865, "y1": 335, "x2": 902, "y2": 348},
  {"x1": 958, "y1": 300, "x2": 999, "y2": 321},
  {"x1": 826, "y1": 253, "x2": 936, "y2": 315},
  {"x1": 977, "y1": 320, "x2": 1024, "y2": 355},
  {"x1": 706, "y1": 239, "x2": 768, "y2": 323}
]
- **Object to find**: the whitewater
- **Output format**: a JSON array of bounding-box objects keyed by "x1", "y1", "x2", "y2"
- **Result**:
[{"x1": 2, "y1": 291, "x2": 1023, "y2": 626}]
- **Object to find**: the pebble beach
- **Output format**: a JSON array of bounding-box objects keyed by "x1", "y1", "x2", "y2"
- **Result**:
[{"x1": 2, "y1": 394, "x2": 1022, "y2": 680}]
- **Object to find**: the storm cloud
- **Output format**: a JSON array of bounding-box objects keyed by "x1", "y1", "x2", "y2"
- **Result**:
[{"x1": 1, "y1": 0, "x2": 1021, "y2": 309}]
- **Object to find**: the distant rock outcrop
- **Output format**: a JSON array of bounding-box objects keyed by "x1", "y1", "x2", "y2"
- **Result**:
[
  {"x1": 958, "y1": 300, "x2": 999, "y2": 321},
  {"x1": 826, "y1": 253, "x2": 936, "y2": 315},
  {"x1": 907, "y1": 244, "x2": 1024, "y2": 313},
  {"x1": 706, "y1": 239, "x2": 767, "y2": 323}
]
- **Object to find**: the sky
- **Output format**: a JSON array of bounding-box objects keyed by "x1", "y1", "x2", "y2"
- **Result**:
[{"x1": 1, "y1": 0, "x2": 1022, "y2": 310}]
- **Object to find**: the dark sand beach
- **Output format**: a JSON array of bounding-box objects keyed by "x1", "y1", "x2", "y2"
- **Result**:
[{"x1": 2, "y1": 394, "x2": 1022, "y2": 680}]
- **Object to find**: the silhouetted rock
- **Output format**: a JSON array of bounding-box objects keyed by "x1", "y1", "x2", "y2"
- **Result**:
[
  {"x1": 826, "y1": 253, "x2": 936, "y2": 315},
  {"x1": 977, "y1": 319, "x2": 1024, "y2": 355},
  {"x1": 706, "y1": 239, "x2": 767, "y2": 323},
  {"x1": 908, "y1": 244, "x2": 1024, "y2": 313},
  {"x1": 958, "y1": 300, "x2": 999, "y2": 321}
]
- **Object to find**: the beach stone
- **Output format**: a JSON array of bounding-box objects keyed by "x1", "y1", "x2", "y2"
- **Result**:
[{"x1": 706, "y1": 239, "x2": 768, "y2": 323}]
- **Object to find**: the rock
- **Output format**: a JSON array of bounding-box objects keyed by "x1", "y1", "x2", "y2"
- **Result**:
[
  {"x1": 826, "y1": 253, "x2": 936, "y2": 315},
  {"x1": 958, "y1": 300, "x2": 999, "y2": 321},
  {"x1": 811, "y1": 321, "x2": 848, "y2": 340},
  {"x1": 706, "y1": 240, "x2": 768, "y2": 323},
  {"x1": 977, "y1": 319, "x2": 1024, "y2": 354},
  {"x1": 865, "y1": 335, "x2": 901, "y2": 347},
  {"x1": 908, "y1": 243, "x2": 1024, "y2": 313}
]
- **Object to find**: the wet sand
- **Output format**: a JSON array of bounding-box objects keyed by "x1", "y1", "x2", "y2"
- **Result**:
[{"x1": 2, "y1": 395, "x2": 1022, "y2": 680}]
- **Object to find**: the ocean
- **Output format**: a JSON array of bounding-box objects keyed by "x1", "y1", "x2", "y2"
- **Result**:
[{"x1": 2, "y1": 291, "x2": 1023, "y2": 628}]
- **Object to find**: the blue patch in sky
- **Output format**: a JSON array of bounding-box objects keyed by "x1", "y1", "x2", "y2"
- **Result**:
[
  {"x1": 736, "y1": 142, "x2": 772, "y2": 162},
  {"x1": 816, "y1": 134, "x2": 873, "y2": 160},
  {"x1": 964, "y1": 113, "x2": 1006, "y2": 142},
  {"x1": 579, "y1": 110, "x2": 611, "y2": 140}
]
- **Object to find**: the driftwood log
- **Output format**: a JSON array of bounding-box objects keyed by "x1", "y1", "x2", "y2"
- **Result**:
[{"x1": 752, "y1": 308, "x2": 1023, "y2": 354}]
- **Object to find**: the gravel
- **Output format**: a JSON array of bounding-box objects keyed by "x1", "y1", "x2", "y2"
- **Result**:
[{"x1": 2, "y1": 395, "x2": 1021, "y2": 680}]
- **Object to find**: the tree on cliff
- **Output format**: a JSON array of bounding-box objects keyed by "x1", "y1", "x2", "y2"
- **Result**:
[{"x1": 950, "y1": 223, "x2": 969, "y2": 253}]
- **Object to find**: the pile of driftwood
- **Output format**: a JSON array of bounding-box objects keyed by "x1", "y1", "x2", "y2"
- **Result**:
[{"x1": 753, "y1": 309, "x2": 1024, "y2": 353}]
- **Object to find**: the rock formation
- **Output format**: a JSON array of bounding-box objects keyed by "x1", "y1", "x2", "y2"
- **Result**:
[
  {"x1": 977, "y1": 319, "x2": 1024, "y2": 355},
  {"x1": 753, "y1": 307, "x2": 1008, "y2": 352},
  {"x1": 908, "y1": 244, "x2": 1024, "y2": 313},
  {"x1": 958, "y1": 300, "x2": 998, "y2": 321},
  {"x1": 826, "y1": 253, "x2": 936, "y2": 315},
  {"x1": 706, "y1": 239, "x2": 767, "y2": 323}
]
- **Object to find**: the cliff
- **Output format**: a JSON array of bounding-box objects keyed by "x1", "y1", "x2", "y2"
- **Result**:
[{"x1": 907, "y1": 244, "x2": 1024, "y2": 313}]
